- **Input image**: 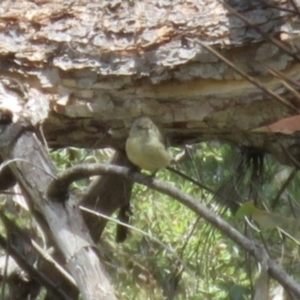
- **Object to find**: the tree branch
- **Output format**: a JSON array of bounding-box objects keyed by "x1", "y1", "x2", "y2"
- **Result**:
[
  {"x1": 0, "y1": 230, "x2": 71, "y2": 300},
  {"x1": 0, "y1": 123, "x2": 118, "y2": 300},
  {"x1": 81, "y1": 150, "x2": 134, "y2": 243},
  {"x1": 51, "y1": 162, "x2": 300, "y2": 297}
]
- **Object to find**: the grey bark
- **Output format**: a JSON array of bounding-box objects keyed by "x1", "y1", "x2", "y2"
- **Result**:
[
  {"x1": 0, "y1": 122, "x2": 117, "y2": 299},
  {"x1": 0, "y1": 0, "x2": 299, "y2": 160}
]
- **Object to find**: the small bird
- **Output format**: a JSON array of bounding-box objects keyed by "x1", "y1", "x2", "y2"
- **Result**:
[{"x1": 125, "y1": 117, "x2": 172, "y2": 173}]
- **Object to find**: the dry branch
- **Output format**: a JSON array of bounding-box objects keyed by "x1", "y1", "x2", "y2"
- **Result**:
[
  {"x1": 0, "y1": 122, "x2": 117, "y2": 300},
  {"x1": 51, "y1": 161, "x2": 300, "y2": 297}
]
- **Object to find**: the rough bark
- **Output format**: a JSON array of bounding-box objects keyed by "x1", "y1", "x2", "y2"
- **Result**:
[{"x1": 0, "y1": 0, "x2": 299, "y2": 160}]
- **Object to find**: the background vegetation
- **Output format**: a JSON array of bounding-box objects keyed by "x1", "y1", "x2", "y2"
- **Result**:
[{"x1": 19, "y1": 142, "x2": 296, "y2": 299}]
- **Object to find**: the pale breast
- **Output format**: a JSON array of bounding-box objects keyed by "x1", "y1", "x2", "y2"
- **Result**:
[{"x1": 126, "y1": 136, "x2": 171, "y2": 172}]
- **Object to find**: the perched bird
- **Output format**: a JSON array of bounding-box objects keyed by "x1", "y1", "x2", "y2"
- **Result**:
[{"x1": 125, "y1": 117, "x2": 172, "y2": 173}]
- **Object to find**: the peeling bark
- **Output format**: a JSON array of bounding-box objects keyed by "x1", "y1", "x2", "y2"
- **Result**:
[{"x1": 0, "y1": 0, "x2": 299, "y2": 159}]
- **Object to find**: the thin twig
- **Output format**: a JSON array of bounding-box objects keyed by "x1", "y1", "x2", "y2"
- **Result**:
[
  {"x1": 221, "y1": 1, "x2": 300, "y2": 63},
  {"x1": 192, "y1": 39, "x2": 299, "y2": 113}
]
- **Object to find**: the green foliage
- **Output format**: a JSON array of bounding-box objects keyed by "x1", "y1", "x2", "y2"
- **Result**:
[
  {"x1": 4, "y1": 142, "x2": 300, "y2": 299},
  {"x1": 98, "y1": 144, "x2": 255, "y2": 299},
  {"x1": 98, "y1": 143, "x2": 300, "y2": 299}
]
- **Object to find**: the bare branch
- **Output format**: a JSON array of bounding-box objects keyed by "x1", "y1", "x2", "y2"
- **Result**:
[
  {"x1": 0, "y1": 122, "x2": 118, "y2": 300},
  {"x1": 52, "y1": 162, "x2": 300, "y2": 297}
]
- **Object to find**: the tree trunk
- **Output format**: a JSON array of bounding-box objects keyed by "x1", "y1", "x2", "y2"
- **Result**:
[{"x1": 0, "y1": 0, "x2": 299, "y2": 157}]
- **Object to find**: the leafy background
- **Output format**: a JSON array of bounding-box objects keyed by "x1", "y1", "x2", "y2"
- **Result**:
[
  {"x1": 1, "y1": 142, "x2": 298, "y2": 299},
  {"x1": 51, "y1": 142, "x2": 300, "y2": 299}
]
